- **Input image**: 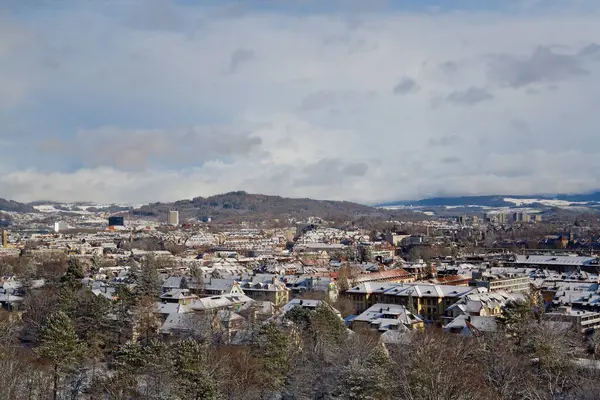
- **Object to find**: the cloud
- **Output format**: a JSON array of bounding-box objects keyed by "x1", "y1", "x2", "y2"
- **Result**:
[
  {"x1": 446, "y1": 87, "x2": 494, "y2": 105},
  {"x1": 428, "y1": 135, "x2": 462, "y2": 147},
  {"x1": 39, "y1": 126, "x2": 263, "y2": 170},
  {"x1": 487, "y1": 45, "x2": 593, "y2": 88},
  {"x1": 393, "y1": 77, "x2": 419, "y2": 95},
  {"x1": 294, "y1": 158, "x2": 369, "y2": 187},
  {"x1": 2, "y1": 1, "x2": 600, "y2": 203},
  {"x1": 229, "y1": 48, "x2": 255, "y2": 73}
]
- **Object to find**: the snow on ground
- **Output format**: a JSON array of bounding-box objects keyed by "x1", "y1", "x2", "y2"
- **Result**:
[{"x1": 503, "y1": 198, "x2": 588, "y2": 207}]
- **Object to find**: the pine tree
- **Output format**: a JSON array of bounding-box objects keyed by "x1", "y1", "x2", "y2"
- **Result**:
[
  {"x1": 36, "y1": 311, "x2": 83, "y2": 400},
  {"x1": 311, "y1": 303, "x2": 347, "y2": 349},
  {"x1": 253, "y1": 323, "x2": 291, "y2": 392},
  {"x1": 336, "y1": 344, "x2": 391, "y2": 400},
  {"x1": 137, "y1": 254, "x2": 161, "y2": 298},
  {"x1": 172, "y1": 339, "x2": 219, "y2": 400}
]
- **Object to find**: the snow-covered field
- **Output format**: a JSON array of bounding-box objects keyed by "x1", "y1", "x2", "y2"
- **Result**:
[{"x1": 503, "y1": 198, "x2": 589, "y2": 207}]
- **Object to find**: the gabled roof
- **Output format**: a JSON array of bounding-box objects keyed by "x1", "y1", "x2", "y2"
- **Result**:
[{"x1": 354, "y1": 303, "x2": 422, "y2": 329}]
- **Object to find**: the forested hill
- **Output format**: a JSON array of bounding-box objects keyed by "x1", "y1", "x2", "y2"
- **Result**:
[
  {"x1": 0, "y1": 198, "x2": 35, "y2": 213},
  {"x1": 133, "y1": 191, "x2": 389, "y2": 221}
]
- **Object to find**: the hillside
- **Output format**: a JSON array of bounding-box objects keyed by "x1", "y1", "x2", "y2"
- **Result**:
[
  {"x1": 0, "y1": 198, "x2": 35, "y2": 213},
  {"x1": 379, "y1": 191, "x2": 600, "y2": 208},
  {"x1": 133, "y1": 191, "x2": 390, "y2": 221}
]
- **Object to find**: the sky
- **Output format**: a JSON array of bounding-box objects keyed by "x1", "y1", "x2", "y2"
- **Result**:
[{"x1": 1, "y1": 0, "x2": 600, "y2": 204}]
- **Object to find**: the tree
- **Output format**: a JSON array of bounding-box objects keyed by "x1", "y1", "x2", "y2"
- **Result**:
[
  {"x1": 172, "y1": 339, "x2": 220, "y2": 400},
  {"x1": 113, "y1": 284, "x2": 136, "y2": 344},
  {"x1": 335, "y1": 344, "x2": 391, "y2": 400},
  {"x1": 36, "y1": 311, "x2": 83, "y2": 400},
  {"x1": 137, "y1": 254, "x2": 161, "y2": 298},
  {"x1": 190, "y1": 266, "x2": 205, "y2": 293},
  {"x1": 310, "y1": 303, "x2": 347, "y2": 353},
  {"x1": 252, "y1": 323, "x2": 291, "y2": 393}
]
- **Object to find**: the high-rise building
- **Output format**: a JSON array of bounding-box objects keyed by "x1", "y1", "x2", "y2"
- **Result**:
[
  {"x1": 168, "y1": 210, "x2": 179, "y2": 226},
  {"x1": 54, "y1": 221, "x2": 69, "y2": 232},
  {"x1": 497, "y1": 212, "x2": 507, "y2": 225}
]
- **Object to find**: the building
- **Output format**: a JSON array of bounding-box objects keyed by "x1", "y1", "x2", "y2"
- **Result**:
[
  {"x1": 239, "y1": 279, "x2": 290, "y2": 307},
  {"x1": 472, "y1": 270, "x2": 530, "y2": 293},
  {"x1": 497, "y1": 213, "x2": 507, "y2": 225},
  {"x1": 168, "y1": 210, "x2": 179, "y2": 226},
  {"x1": 510, "y1": 255, "x2": 599, "y2": 273},
  {"x1": 512, "y1": 212, "x2": 530, "y2": 223},
  {"x1": 384, "y1": 233, "x2": 411, "y2": 246},
  {"x1": 545, "y1": 306, "x2": 600, "y2": 334},
  {"x1": 345, "y1": 282, "x2": 485, "y2": 323},
  {"x1": 54, "y1": 221, "x2": 69, "y2": 233},
  {"x1": 351, "y1": 303, "x2": 424, "y2": 332},
  {"x1": 108, "y1": 216, "x2": 124, "y2": 227},
  {"x1": 282, "y1": 299, "x2": 342, "y2": 319},
  {"x1": 442, "y1": 290, "x2": 525, "y2": 324}
]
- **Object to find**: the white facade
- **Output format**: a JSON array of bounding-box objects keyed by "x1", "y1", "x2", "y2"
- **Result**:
[
  {"x1": 54, "y1": 221, "x2": 69, "y2": 232},
  {"x1": 168, "y1": 210, "x2": 179, "y2": 226}
]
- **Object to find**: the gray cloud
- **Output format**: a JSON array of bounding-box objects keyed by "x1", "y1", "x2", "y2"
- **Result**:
[
  {"x1": 428, "y1": 135, "x2": 463, "y2": 147},
  {"x1": 487, "y1": 45, "x2": 596, "y2": 88},
  {"x1": 300, "y1": 91, "x2": 337, "y2": 111},
  {"x1": 393, "y1": 77, "x2": 419, "y2": 95},
  {"x1": 40, "y1": 126, "x2": 263, "y2": 171},
  {"x1": 441, "y1": 156, "x2": 461, "y2": 164},
  {"x1": 229, "y1": 48, "x2": 255, "y2": 73},
  {"x1": 440, "y1": 61, "x2": 458, "y2": 73},
  {"x1": 294, "y1": 158, "x2": 369, "y2": 187},
  {"x1": 446, "y1": 86, "x2": 494, "y2": 105},
  {"x1": 580, "y1": 43, "x2": 600, "y2": 57}
]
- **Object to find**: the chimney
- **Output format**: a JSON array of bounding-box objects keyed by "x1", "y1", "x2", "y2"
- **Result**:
[{"x1": 2, "y1": 230, "x2": 7, "y2": 248}]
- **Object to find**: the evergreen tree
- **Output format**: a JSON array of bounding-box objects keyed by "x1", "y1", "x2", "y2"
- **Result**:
[
  {"x1": 36, "y1": 311, "x2": 83, "y2": 400},
  {"x1": 113, "y1": 284, "x2": 136, "y2": 344},
  {"x1": 253, "y1": 323, "x2": 291, "y2": 392},
  {"x1": 311, "y1": 303, "x2": 347, "y2": 350},
  {"x1": 336, "y1": 343, "x2": 391, "y2": 400},
  {"x1": 172, "y1": 339, "x2": 220, "y2": 400},
  {"x1": 137, "y1": 254, "x2": 161, "y2": 298}
]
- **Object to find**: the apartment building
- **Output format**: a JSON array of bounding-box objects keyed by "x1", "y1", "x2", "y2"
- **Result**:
[{"x1": 345, "y1": 282, "x2": 485, "y2": 323}]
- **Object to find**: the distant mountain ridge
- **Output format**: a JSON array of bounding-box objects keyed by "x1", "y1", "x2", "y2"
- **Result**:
[
  {"x1": 133, "y1": 191, "x2": 389, "y2": 221},
  {"x1": 0, "y1": 198, "x2": 35, "y2": 213},
  {"x1": 378, "y1": 191, "x2": 600, "y2": 208}
]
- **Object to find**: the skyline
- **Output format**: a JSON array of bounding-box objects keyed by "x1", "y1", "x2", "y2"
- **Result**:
[{"x1": 1, "y1": 0, "x2": 600, "y2": 204}]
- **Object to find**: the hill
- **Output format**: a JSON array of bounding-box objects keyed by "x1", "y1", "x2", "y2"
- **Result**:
[
  {"x1": 0, "y1": 198, "x2": 35, "y2": 213},
  {"x1": 379, "y1": 191, "x2": 600, "y2": 208},
  {"x1": 133, "y1": 191, "x2": 391, "y2": 222}
]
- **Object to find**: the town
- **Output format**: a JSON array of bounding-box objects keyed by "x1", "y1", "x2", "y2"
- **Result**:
[{"x1": 1, "y1": 195, "x2": 600, "y2": 399}]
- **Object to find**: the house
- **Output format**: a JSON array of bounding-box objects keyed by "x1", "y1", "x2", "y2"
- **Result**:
[
  {"x1": 202, "y1": 278, "x2": 244, "y2": 296},
  {"x1": 239, "y1": 278, "x2": 290, "y2": 307},
  {"x1": 442, "y1": 290, "x2": 525, "y2": 323},
  {"x1": 351, "y1": 303, "x2": 423, "y2": 332},
  {"x1": 188, "y1": 293, "x2": 254, "y2": 313},
  {"x1": 282, "y1": 299, "x2": 342, "y2": 319},
  {"x1": 160, "y1": 289, "x2": 198, "y2": 305},
  {"x1": 444, "y1": 315, "x2": 498, "y2": 337}
]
